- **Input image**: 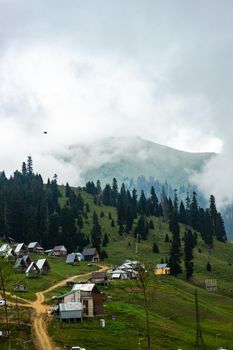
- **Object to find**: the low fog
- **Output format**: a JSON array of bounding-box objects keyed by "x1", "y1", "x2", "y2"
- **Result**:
[{"x1": 0, "y1": 0, "x2": 233, "y2": 206}]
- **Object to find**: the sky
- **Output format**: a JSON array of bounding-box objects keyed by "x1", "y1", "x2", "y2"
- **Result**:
[{"x1": 0, "y1": 0, "x2": 233, "y2": 205}]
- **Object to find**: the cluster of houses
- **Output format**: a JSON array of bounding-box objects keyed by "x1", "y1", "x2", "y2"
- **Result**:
[
  {"x1": 107, "y1": 260, "x2": 141, "y2": 280},
  {"x1": 0, "y1": 241, "x2": 45, "y2": 260},
  {"x1": 107, "y1": 260, "x2": 171, "y2": 279},
  {"x1": 0, "y1": 241, "x2": 102, "y2": 279}
]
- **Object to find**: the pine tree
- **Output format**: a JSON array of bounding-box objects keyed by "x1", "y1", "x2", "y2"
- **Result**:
[
  {"x1": 161, "y1": 186, "x2": 170, "y2": 221},
  {"x1": 117, "y1": 183, "x2": 127, "y2": 225},
  {"x1": 134, "y1": 215, "x2": 149, "y2": 240},
  {"x1": 91, "y1": 211, "x2": 102, "y2": 250},
  {"x1": 138, "y1": 190, "x2": 147, "y2": 216},
  {"x1": 149, "y1": 220, "x2": 154, "y2": 229},
  {"x1": 179, "y1": 201, "x2": 186, "y2": 224},
  {"x1": 77, "y1": 214, "x2": 84, "y2": 229},
  {"x1": 216, "y1": 213, "x2": 227, "y2": 242},
  {"x1": 184, "y1": 229, "x2": 194, "y2": 280},
  {"x1": 112, "y1": 178, "x2": 118, "y2": 206},
  {"x1": 102, "y1": 184, "x2": 112, "y2": 205},
  {"x1": 150, "y1": 186, "x2": 159, "y2": 216},
  {"x1": 21, "y1": 162, "x2": 27, "y2": 176},
  {"x1": 206, "y1": 261, "x2": 212, "y2": 271},
  {"x1": 152, "y1": 242, "x2": 159, "y2": 253},
  {"x1": 65, "y1": 183, "x2": 71, "y2": 197},
  {"x1": 190, "y1": 192, "x2": 198, "y2": 230},
  {"x1": 102, "y1": 232, "x2": 109, "y2": 247},
  {"x1": 118, "y1": 223, "x2": 124, "y2": 236},
  {"x1": 169, "y1": 208, "x2": 182, "y2": 276},
  {"x1": 26, "y1": 156, "x2": 33, "y2": 175}
]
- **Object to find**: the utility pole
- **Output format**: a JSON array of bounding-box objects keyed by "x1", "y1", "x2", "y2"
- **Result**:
[{"x1": 194, "y1": 290, "x2": 205, "y2": 348}]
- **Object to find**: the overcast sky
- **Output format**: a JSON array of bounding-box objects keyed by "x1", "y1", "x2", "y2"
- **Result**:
[{"x1": 0, "y1": 0, "x2": 233, "y2": 204}]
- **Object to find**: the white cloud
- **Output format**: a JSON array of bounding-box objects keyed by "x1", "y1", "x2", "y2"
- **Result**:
[{"x1": 0, "y1": 0, "x2": 232, "y2": 205}]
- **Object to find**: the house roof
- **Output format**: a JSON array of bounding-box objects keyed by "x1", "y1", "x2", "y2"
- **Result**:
[
  {"x1": 53, "y1": 245, "x2": 67, "y2": 251},
  {"x1": 36, "y1": 259, "x2": 49, "y2": 270},
  {"x1": 71, "y1": 283, "x2": 95, "y2": 292},
  {"x1": 91, "y1": 272, "x2": 106, "y2": 279},
  {"x1": 0, "y1": 244, "x2": 11, "y2": 253},
  {"x1": 110, "y1": 269, "x2": 127, "y2": 275},
  {"x1": 25, "y1": 261, "x2": 40, "y2": 274},
  {"x1": 82, "y1": 248, "x2": 96, "y2": 256},
  {"x1": 22, "y1": 255, "x2": 30, "y2": 262},
  {"x1": 28, "y1": 242, "x2": 38, "y2": 249},
  {"x1": 59, "y1": 301, "x2": 83, "y2": 312},
  {"x1": 156, "y1": 264, "x2": 169, "y2": 269},
  {"x1": 66, "y1": 253, "x2": 77, "y2": 263},
  {"x1": 15, "y1": 243, "x2": 26, "y2": 253}
]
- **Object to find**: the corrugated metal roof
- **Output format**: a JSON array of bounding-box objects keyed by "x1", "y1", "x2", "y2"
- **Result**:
[
  {"x1": 28, "y1": 242, "x2": 38, "y2": 249},
  {"x1": 71, "y1": 283, "x2": 95, "y2": 292},
  {"x1": 82, "y1": 248, "x2": 96, "y2": 256},
  {"x1": 53, "y1": 245, "x2": 67, "y2": 251},
  {"x1": 0, "y1": 244, "x2": 11, "y2": 252},
  {"x1": 25, "y1": 262, "x2": 40, "y2": 274},
  {"x1": 59, "y1": 302, "x2": 82, "y2": 311},
  {"x1": 36, "y1": 259, "x2": 48, "y2": 269},
  {"x1": 156, "y1": 264, "x2": 168, "y2": 269},
  {"x1": 66, "y1": 253, "x2": 76, "y2": 263},
  {"x1": 15, "y1": 243, "x2": 25, "y2": 253},
  {"x1": 22, "y1": 255, "x2": 30, "y2": 262},
  {"x1": 92, "y1": 272, "x2": 105, "y2": 279}
]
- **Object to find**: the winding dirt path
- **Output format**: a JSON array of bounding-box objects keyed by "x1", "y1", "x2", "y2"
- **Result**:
[{"x1": 10, "y1": 264, "x2": 109, "y2": 350}]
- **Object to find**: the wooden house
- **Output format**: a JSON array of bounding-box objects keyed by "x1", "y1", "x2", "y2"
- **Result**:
[
  {"x1": 91, "y1": 272, "x2": 109, "y2": 286},
  {"x1": 13, "y1": 281, "x2": 27, "y2": 292},
  {"x1": 154, "y1": 263, "x2": 170, "y2": 275},
  {"x1": 58, "y1": 283, "x2": 104, "y2": 317},
  {"x1": 36, "y1": 259, "x2": 51, "y2": 274},
  {"x1": 25, "y1": 262, "x2": 40, "y2": 278},
  {"x1": 14, "y1": 243, "x2": 28, "y2": 257},
  {"x1": 14, "y1": 255, "x2": 31, "y2": 272},
  {"x1": 109, "y1": 269, "x2": 128, "y2": 280},
  {"x1": 28, "y1": 242, "x2": 44, "y2": 254},
  {"x1": 82, "y1": 248, "x2": 100, "y2": 262},
  {"x1": 66, "y1": 253, "x2": 80, "y2": 265},
  {"x1": 53, "y1": 245, "x2": 67, "y2": 257},
  {"x1": 0, "y1": 244, "x2": 16, "y2": 261},
  {"x1": 0, "y1": 244, "x2": 11, "y2": 256}
]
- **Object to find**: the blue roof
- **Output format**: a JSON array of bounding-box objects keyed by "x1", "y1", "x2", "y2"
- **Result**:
[{"x1": 156, "y1": 264, "x2": 169, "y2": 269}]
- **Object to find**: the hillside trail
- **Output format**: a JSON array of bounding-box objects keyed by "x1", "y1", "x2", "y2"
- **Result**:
[{"x1": 10, "y1": 264, "x2": 109, "y2": 350}]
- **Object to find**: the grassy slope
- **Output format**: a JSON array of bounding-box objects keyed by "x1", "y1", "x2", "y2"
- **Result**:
[{"x1": 48, "y1": 188, "x2": 233, "y2": 350}]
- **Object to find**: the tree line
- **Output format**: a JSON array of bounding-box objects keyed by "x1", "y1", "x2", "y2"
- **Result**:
[
  {"x1": 86, "y1": 178, "x2": 227, "y2": 277},
  {"x1": 0, "y1": 157, "x2": 87, "y2": 252}
]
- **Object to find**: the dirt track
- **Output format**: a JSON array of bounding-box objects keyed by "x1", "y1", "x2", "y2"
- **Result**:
[{"x1": 10, "y1": 264, "x2": 108, "y2": 350}]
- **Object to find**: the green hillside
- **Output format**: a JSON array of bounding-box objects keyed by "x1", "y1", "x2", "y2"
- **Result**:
[
  {"x1": 48, "y1": 187, "x2": 233, "y2": 349},
  {"x1": 1, "y1": 187, "x2": 233, "y2": 349}
]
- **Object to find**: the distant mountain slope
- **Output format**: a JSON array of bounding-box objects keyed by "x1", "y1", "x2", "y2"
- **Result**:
[{"x1": 68, "y1": 136, "x2": 215, "y2": 188}]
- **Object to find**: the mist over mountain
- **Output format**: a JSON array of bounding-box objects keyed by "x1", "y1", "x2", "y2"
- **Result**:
[{"x1": 58, "y1": 136, "x2": 215, "y2": 189}]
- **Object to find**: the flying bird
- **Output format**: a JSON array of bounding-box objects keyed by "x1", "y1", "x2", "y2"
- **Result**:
[{"x1": 43, "y1": 131, "x2": 47, "y2": 134}]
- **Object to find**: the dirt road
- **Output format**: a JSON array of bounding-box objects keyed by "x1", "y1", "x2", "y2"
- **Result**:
[{"x1": 11, "y1": 264, "x2": 108, "y2": 350}]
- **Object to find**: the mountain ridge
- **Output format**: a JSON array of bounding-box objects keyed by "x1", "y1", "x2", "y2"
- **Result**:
[{"x1": 65, "y1": 136, "x2": 215, "y2": 188}]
